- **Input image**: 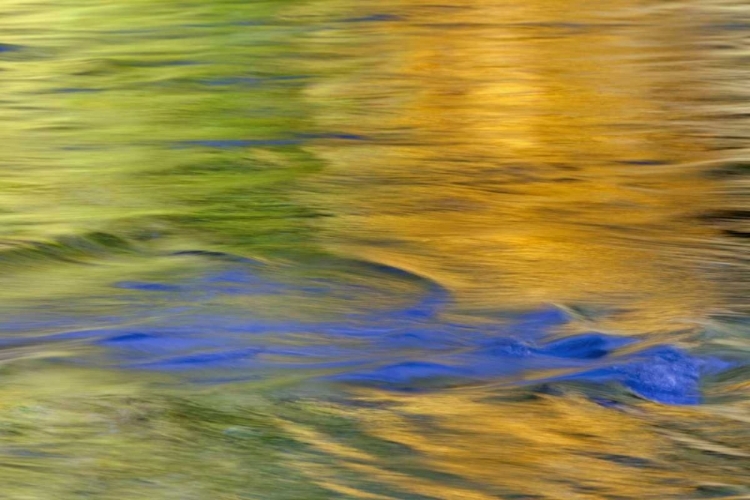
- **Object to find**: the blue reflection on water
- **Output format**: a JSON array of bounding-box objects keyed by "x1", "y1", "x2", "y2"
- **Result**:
[
  {"x1": 0, "y1": 43, "x2": 22, "y2": 53},
  {"x1": 340, "y1": 14, "x2": 402, "y2": 23},
  {"x1": 3, "y1": 252, "x2": 735, "y2": 405}
]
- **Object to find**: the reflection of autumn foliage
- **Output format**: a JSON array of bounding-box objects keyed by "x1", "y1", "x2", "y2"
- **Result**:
[
  {"x1": 282, "y1": 4, "x2": 750, "y2": 497},
  {"x1": 302, "y1": 0, "x2": 722, "y2": 333},
  {"x1": 290, "y1": 388, "x2": 750, "y2": 499}
]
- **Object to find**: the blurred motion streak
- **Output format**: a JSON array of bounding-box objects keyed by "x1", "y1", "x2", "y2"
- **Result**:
[{"x1": 0, "y1": 0, "x2": 746, "y2": 499}]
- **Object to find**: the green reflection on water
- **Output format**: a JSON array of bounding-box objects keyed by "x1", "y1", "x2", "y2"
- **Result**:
[
  {"x1": 0, "y1": 0, "x2": 324, "y2": 263},
  {"x1": 0, "y1": 365, "x2": 330, "y2": 500}
]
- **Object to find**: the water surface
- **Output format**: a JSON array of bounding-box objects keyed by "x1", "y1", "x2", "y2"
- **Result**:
[{"x1": 0, "y1": 0, "x2": 748, "y2": 498}]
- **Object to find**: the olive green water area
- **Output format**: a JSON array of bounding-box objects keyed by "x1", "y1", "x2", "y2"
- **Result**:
[{"x1": 0, "y1": 0, "x2": 749, "y2": 499}]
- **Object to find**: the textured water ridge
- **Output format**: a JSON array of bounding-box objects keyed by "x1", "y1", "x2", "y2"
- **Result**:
[{"x1": 2, "y1": 250, "x2": 736, "y2": 406}]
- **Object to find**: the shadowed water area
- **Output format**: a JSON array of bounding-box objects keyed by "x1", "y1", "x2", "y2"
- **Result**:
[{"x1": 0, "y1": 0, "x2": 748, "y2": 498}]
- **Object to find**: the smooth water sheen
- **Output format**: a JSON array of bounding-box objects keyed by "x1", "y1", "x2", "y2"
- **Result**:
[{"x1": 0, "y1": 1, "x2": 748, "y2": 498}]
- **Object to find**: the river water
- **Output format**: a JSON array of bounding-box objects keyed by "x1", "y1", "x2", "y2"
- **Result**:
[{"x1": 0, "y1": 1, "x2": 748, "y2": 498}]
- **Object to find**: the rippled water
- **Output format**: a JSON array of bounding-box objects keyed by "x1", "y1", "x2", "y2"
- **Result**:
[{"x1": 0, "y1": 1, "x2": 748, "y2": 498}]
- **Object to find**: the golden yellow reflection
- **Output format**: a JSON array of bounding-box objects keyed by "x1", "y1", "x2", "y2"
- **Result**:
[
  {"x1": 301, "y1": 0, "x2": 723, "y2": 334},
  {"x1": 288, "y1": 388, "x2": 750, "y2": 499},
  {"x1": 278, "y1": 3, "x2": 750, "y2": 497}
]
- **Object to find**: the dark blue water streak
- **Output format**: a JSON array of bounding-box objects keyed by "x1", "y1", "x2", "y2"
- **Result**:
[{"x1": 1, "y1": 251, "x2": 736, "y2": 405}]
